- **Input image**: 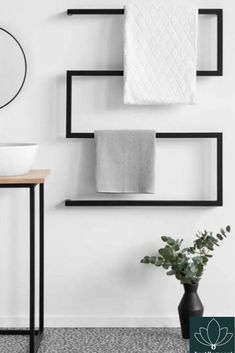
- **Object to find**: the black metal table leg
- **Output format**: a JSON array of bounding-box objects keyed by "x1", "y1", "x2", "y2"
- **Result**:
[
  {"x1": 30, "y1": 184, "x2": 44, "y2": 352},
  {"x1": 39, "y1": 183, "x2": 44, "y2": 333},
  {"x1": 30, "y1": 185, "x2": 35, "y2": 353},
  {"x1": 0, "y1": 183, "x2": 44, "y2": 353}
]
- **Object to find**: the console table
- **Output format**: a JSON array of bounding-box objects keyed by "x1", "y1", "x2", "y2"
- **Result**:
[{"x1": 0, "y1": 169, "x2": 50, "y2": 353}]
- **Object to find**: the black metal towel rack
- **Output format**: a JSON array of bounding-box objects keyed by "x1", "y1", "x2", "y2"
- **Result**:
[
  {"x1": 64, "y1": 8, "x2": 224, "y2": 207},
  {"x1": 65, "y1": 132, "x2": 223, "y2": 207},
  {"x1": 67, "y1": 8, "x2": 223, "y2": 77}
]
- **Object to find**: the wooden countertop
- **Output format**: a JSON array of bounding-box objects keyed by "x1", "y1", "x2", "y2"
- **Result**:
[{"x1": 0, "y1": 169, "x2": 50, "y2": 184}]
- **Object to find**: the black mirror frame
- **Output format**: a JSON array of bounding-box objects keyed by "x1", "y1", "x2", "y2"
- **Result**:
[{"x1": 0, "y1": 27, "x2": 27, "y2": 109}]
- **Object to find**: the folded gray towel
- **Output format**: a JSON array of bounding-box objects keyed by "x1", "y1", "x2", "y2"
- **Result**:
[{"x1": 95, "y1": 130, "x2": 156, "y2": 193}]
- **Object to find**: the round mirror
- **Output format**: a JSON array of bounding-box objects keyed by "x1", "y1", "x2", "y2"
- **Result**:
[{"x1": 0, "y1": 28, "x2": 27, "y2": 109}]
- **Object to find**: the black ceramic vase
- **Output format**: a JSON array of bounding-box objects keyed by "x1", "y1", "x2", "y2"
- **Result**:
[{"x1": 178, "y1": 283, "x2": 204, "y2": 339}]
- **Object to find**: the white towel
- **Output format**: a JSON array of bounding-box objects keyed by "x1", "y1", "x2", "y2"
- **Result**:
[
  {"x1": 95, "y1": 130, "x2": 156, "y2": 193},
  {"x1": 124, "y1": 2, "x2": 198, "y2": 104}
]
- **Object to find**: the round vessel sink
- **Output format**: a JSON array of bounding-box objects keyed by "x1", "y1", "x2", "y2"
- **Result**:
[{"x1": 0, "y1": 143, "x2": 38, "y2": 176}]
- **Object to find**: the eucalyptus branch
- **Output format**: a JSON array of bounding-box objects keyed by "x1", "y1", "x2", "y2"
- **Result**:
[{"x1": 141, "y1": 225, "x2": 231, "y2": 285}]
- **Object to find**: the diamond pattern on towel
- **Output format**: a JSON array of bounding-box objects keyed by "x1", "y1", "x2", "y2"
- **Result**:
[{"x1": 124, "y1": 4, "x2": 198, "y2": 104}]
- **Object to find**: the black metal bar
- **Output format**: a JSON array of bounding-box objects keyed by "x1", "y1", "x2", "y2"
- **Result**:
[
  {"x1": 30, "y1": 185, "x2": 35, "y2": 353},
  {"x1": 199, "y1": 9, "x2": 221, "y2": 15},
  {"x1": 65, "y1": 200, "x2": 221, "y2": 207},
  {"x1": 65, "y1": 72, "x2": 224, "y2": 140},
  {"x1": 66, "y1": 63, "x2": 223, "y2": 137},
  {"x1": 67, "y1": 68, "x2": 216, "y2": 78},
  {"x1": 68, "y1": 70, "x2": 123, "y2": 76},
  {"x1": 68, "y1": 8, "x2": 217, "y2": 15},
  {"x1": 64, "y1": 133, "x2": 223, "y2": 207},
  {"x1": 0, "y1": 184, "x2": 33, "y2": 188},
  {"x1": 67, "y1": 9, "x2": 124, "y2": 15},
  {"x1": 34, "y1": 331, "x2": 44, "y2": 352},
  {"x1": 197, "y1": 9, "x2": 223, "y2": 76},
  {"x1": 67, "y1": 131, "x2": 221, "y2": 139},
  {"x1": 217, "y1": 133, "x2": 223, "y2": 205},
  {"x1": 217, "y1": 9, "x2": 223, "y2": 76},
  {"x1": 66, "y1": 71, "x2": 124, "y2": 137},
  {"x1": 66, "y1": 8, "x2": 223, "y2": 77},
  {"x1": 68, "y1": 132, "x2": 94, "y2": 138},
  {"x1": 197, "y1": 70, "x2": 221, "y2": 77},
  {"x1": 0, "y1": 329, "x2": 40, "y2": 335},
  {"x1": 39, "y1": 184, "x2": 44, "y2": 333},
  {"x1": 66, "y1": 72, "x2": 72, "y2": 138}
]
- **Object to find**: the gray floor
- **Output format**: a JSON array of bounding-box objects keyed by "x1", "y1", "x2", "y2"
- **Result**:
[{"x1": 0, "y1": 328, "x2": 189, "y2": 353}]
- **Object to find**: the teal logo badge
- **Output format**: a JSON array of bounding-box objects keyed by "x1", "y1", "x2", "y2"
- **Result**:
[{"x1": 190, "y1": 317, "x2": 234, "y2": 353}]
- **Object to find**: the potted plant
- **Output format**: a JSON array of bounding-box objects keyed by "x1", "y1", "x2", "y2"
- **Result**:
[{"x1": 140, "y1": 225, "x2": 231, "y2": 339}]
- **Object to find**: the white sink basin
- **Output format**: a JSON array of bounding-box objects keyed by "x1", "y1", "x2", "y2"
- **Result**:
[{"x1": 0, "y1": 143, "x2": 38, "y2": 176}]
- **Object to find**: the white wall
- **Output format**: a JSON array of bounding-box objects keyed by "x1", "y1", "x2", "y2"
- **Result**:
[{"x1": 0, "y1": 0, "x2": 234, "y2": 327}]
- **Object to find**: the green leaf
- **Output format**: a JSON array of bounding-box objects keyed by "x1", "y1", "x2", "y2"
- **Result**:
[
  {"x1": 155, "y1": 257, "x2": 163, "y2": 266},
  {"x1": 193, "y1": 256, "x2": 201, "y2": 262},
  {"x1": 207, "y1": 244, "x2": 214, "y2": 251},
  {"x1": 220, "y1": 229, "x2": 226, "y2": 237},
  {"x1": 190, "y1": 264, "x2": 197, "y2": 273},
  {"x1": 167, "y1": 270, "x2": 175, "y2": 276},
  {"x1": 217, "y1": 233, "x2": 223, "y2": 240},
  {"x1": 159, "y1": 248, "x2": 171, "y2": 261},
  {"x1": 202, "y1": 256, "x2": 208, "y2": 264},
  {"x1": 159, "y1": 248, "x2": 165, "y2": 257},
  {"x1": 176, "y1": 273, "x2": 183, "y2": 280},
  {"x1": 140, "y1": 256, "x2": 150, "y2": 264},
  {"x1": 149, "y1": 256, "x2": 157, "y2": 264},
  {"x1": 211, "y1": 237, "x2": 219, "y2": 243},
  {"x1": 198, "y1": 263, "x2": 203, "y2": 271},
  {"x1": 174, "y1": 244, "x2": 180, "y2": 251},
  {"x1": 185, "y1": 270, "x2": 193, "y2": 278},
  {"x1": 166, "y1": 237, "x2": 175, "y2": 246},
  {"x1": 226, "y1": 225, "x2": 231, "y2": 232},
  {"x1": 161, "y1": 236, "x2": 168, "y2": 242}
]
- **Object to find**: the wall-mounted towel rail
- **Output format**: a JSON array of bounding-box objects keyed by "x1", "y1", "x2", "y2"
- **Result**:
[
  {"x1": 67, "y1": 8, "x2": 223, "y2": 77},
  {"x1": 66, "y1": 69, "x2": 223, "y2": 138},
  {"x1": 67, "y1": 8, "x2": 217, "y2": 16},
  {"x1": 65, "y1": 132, "x2": 223, "y2": 207}
]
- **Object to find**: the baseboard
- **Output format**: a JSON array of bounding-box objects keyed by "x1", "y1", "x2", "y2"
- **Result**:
[{"x1": 0, "y1": 315, "x2": 179, "y2": 328}]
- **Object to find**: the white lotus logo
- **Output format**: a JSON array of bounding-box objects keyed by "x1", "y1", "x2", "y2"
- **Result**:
[{"x1": 194, "y1": 318, "x2": 233, "y2": 350}]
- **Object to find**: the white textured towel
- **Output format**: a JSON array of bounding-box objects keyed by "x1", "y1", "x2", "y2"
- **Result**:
[
  {"x1": 124, "y1": 2, "x2": 198, "y2": 104},
  {"x1": 95, "y1": 130, "x2": 156, "y2": 193}
]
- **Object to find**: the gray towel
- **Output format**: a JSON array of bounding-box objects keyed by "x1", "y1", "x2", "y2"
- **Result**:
[{"x1": 95, "y1": 130, "x2": 156, "y2": 193}]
